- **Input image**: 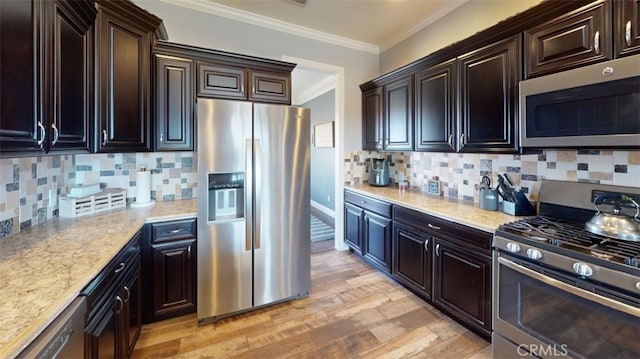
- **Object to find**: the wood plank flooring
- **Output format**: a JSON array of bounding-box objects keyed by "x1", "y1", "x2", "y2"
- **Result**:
[{"x1": 132, "y1": 250, "x2": 491, "y2": 358}]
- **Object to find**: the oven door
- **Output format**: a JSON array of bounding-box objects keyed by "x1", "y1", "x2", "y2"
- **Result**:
[{"x1": 493, "y1": 251, "x2": 640, "y2": 359}]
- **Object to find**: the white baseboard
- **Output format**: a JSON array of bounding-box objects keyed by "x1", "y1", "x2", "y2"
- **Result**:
[{"x1": 310, "y1": 200, "x2": 335, "y2": 218}]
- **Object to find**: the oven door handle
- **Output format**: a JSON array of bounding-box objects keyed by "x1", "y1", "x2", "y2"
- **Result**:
[{"x1": 498, "y1": 256, "x2": 640, "y2": 317}]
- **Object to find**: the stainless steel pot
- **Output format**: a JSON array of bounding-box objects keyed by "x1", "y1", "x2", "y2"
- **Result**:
[{"x1": 585, "y1": 193, "x2": 640, "y2": 241}]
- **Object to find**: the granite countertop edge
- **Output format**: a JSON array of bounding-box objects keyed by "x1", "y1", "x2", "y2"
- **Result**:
[
  {"x1": 345, "y1": 184, "x2": 518, "y2": 233},
  {"x1": 0, "y1": 198, "x2": 197, "y2": 359}
]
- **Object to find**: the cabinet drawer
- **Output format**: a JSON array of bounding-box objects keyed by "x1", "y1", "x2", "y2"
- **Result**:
[
  {"x1": 151, "y1": 219, "x2": 196, "y2": 243},
  {"x1": 393, "y1": 206, "x2": 491, "y2": 253},
  {"x1": 344, "y1": 190, "x2": 392, "y2": 218}
]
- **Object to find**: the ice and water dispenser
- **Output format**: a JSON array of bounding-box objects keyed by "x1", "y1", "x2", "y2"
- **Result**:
[{"x1": 208, "y1": 172, "x2": 245, "y2": 222}]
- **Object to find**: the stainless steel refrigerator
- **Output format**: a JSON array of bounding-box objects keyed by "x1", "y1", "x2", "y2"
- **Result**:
[{"x1": 196, "y1": 98, "x2": 311, "y2": 325}]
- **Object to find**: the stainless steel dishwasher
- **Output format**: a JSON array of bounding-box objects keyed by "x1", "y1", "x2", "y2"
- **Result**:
[{"x1": 17, "y1": 296, "x2": 86, "y2": 358}]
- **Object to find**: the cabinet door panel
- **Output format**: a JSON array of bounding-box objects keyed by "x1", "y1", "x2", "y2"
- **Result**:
[
  {"x1": 392, "y1": 223, "x2": 431, "y2": 298},
  {"x1": 384, "y1": 76, "x2": 413, "y2": 151},
  {"x1": 363, "y1": 211, "x2": 392, "y2": 273},
  {"x1": 249, "y1": 70, "x2": 291, "y2": 104},
  {"x1": 96, "y1": 11, "x2": 151, "y2": 152},
  {"x1": 415, "y1": 60, "x2": 456, "y2": 152},
  {"x1": 362, "y1": 87, "x2": 383, "y2": 150},
  {"x1": 197, "y1": 63, "x2": 246, "y2": 99},
  {"x1": 0, "y1": 0, "x2": 43, "y2": 155},
  {"x1": 615, "y1": 0, "x2": 640, "y2": 57},
  {"x1": 155, "y1": 55, "x2": 193, "y2": 151},
  {"x1": 433, "y1": 239, "x2": 491, "y2": 336},
  {"x1": 458, "y1": 35, "x2": 520, "y2": 153},
  {"x1": 51, "y1": 1, "x2": 92, "y2": 153},
  {"x1": 123, "y1": 264, "x2": 142, "y2": 358},
  {"x1": 151, "y1": 240, "x2": 196, "y2": 321},
  {"x1": 344, "y1": 202, "x2": 363, "y2": 254},
  {"x1": 526, "y1": 0, "x2": 611, "y2": 77}
]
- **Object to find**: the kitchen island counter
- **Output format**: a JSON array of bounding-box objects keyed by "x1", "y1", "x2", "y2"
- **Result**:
[
  {"x1": 0, "y1": 199, "x2": 197, "y2": 358},
  {"x1": 346, "y1": 184, "x2": 518, "y2": 233}
]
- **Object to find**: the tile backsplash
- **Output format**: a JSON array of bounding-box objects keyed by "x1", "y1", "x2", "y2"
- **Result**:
[
  {"x1": 345, "y1": 149, "x2": 640, "y2": 203},
  {"x1": 0, "y1": 152, "x2": 197, "y2": 239}
]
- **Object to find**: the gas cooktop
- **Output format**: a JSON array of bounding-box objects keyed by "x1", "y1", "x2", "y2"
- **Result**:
[{"x1": 497, "y1": 215, "x2": 640, "y2": 270}]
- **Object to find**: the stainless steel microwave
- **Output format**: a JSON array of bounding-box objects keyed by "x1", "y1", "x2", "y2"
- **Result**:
[{"x1": 519, "y1": 55, "x2": 640, "y2": 148}]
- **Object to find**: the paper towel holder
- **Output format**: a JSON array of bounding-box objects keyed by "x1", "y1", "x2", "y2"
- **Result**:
[{"x1": 130, "y1": 166, "x2": 156, "y2": 208}]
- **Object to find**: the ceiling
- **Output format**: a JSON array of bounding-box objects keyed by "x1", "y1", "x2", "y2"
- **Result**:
[
  {"x1": 165, "y1": 0, "x2": 470, "y2": 103},
  {"x1": 206, "y1": 0, "x2": 469, "y2": 51}
]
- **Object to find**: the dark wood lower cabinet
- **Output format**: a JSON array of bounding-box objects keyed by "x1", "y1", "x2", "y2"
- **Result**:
[
  {"x1": 432, "y1": 237, "x2": 492, "y2": 337},
  {"x1": 392, "y1": 222, "x2": 432, "y2": 299},
  {"x1": 143, "y1": 219, "x2": 197, "y2": 323},
  {"x1": 344, "y1": 202, "x2": 364, "y2": 255},
  {"x1": 363, "y1": 211, "x2": 392, "y2": 273},
  {"x1": 150, "y1": 239, "x2": 196, "y2": 321}
]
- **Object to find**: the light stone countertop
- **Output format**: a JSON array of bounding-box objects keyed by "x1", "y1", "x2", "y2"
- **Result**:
[
  {"x1": 0, "y1": 199, "x2": 197, "y2": 359},
  {"x1": 346, "y1": 184, "x2": 520, "y2": 233}
]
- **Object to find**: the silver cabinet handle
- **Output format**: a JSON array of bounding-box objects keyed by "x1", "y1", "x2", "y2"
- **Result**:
[
  {"x1": 424, "y1": 239, "x2": 429, "y2": 251},
  {"x1": 37, "y1": 121, "x2": 46, "y2": 146},
  {"x1": 459, "y1": 133, "x2": 465, "y2": 146},
  {"x1": 169, "y1": 229, "x2": 183, "y2": 234},
  {"x1": 114, "y1": 262, "x2": 126, "y2": 274},
  {"x1": 427, "y1": 223, "x2": 440, "y2": 230},
  {"x1": 594, "y1": 30, "x2": 600, "y2": 54},
  {"x1": 187, "y1": 244, "x2": 191, "y2": 259},
  {"x1": 160, "y1": 132, "x2": 163, "y2": 143},
  {"x1": 123, "y1": 285, "x2": 130, "y2": 302},
  {"x1": 435, "y1": 243, "x2": 440, "y2": 256},
  {"x1": 447, "y1": 134, "x2": 453, "y2": 148},
  {"x1": 102, "y1": 129, "x2": 107, "y2": 146},
  {"x1": 115, "y1": 296, "x2": 123, "y2": 314},
  {"x1": 51, "y1": 123, "x2": 59, "y2": 145},
  {"x1": 626, "y1": 21, "x2": 632, "y2": 47}
]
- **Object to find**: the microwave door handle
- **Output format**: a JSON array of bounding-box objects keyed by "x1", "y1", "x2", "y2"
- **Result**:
[{"x1": 497, "y1": 256, "x2": 640, "y2": 317}]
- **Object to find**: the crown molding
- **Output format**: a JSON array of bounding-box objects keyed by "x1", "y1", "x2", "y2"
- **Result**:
[
  {"x1": 379, "y1": 0, "x2": 469, "y2": 52},
  {"x1": 294, "y1": 75, "x2": 336, "y2": 105},
  {"x1": 160, "y1": 0, "x2": 380, "y2": 54}
]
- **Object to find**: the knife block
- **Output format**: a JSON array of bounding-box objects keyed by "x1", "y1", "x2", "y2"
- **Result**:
[{"x1": 502, "y1": 195, "x2": 536, "y2": 216}]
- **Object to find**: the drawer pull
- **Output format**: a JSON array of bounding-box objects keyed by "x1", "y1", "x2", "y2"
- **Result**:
[
  {"x1": 360, "y1": 200, "x2": 367, "y2": 205},
  {"x1": 114, "y1": 262, "x2": 126, "y2": 274},
  {"x1": 424, "y1": 239, "x2": 429, "y2": 251},
  {"x1": 169, "y1": 229, "x2": 184, "y2": 234},
  {"x1": 116, "y1": 296, "x2": 123, "y2": 314},
  {"x1": 123, "y1": 286, "x2": 130, "y2": 302},
  {"x1": 626, "y1": 21, "x2": 632, "y2": 47},
  {"x1": 427, "y1": 223, "x2": 441, "y2": 230},
  {"x1": 594, "y1": 31, "x2": 600, "y2": 54}
]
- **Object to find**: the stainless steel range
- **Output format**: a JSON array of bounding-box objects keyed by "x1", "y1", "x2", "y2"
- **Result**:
[{"x1": 492, "y1": 180, "x2": 640, "y2": 359}]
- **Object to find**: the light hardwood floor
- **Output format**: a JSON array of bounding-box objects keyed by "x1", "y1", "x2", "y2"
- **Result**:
[{"x1": 132, "y1": 250, "x2": 492, "y2": 358}]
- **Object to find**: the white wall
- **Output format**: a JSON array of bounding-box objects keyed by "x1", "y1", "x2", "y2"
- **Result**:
[
  {"x1": 380, "y1": 0, "x2": 543, "y2": 73},
  {"x1": 133, "y1": 0, "x2": 378, "y2": 151}
]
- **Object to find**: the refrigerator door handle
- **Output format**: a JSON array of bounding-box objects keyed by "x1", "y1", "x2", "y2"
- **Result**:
[
  {"x1": 254, "y1": 138, "x2": 262, "y2": 250},
  {"x1": 245, "y1": 139, "x2": 253, "y2": 251}
]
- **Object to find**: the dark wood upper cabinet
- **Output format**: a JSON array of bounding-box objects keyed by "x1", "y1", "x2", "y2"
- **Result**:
[
  {"x1": 525, "y1": 0, "x2": 611, "y2": 78},
  {"x1": 249, "y1": 70, "x2": 291, "y2": 104},
  {"x1": 0, "y1": 0, "x2": 95, "y2": 157},
  {"x1": 154, "y1": 53, "x2": 194, "y2": 151},
  {"x1": 458, "y1": 35, "x2": 521, "y2": 153},
  {"x1": 94, "y1": 0, "x2": 165, "y2": 153},
  {"x1": 47, "y1": 0, "x2": 95, "y2": 153},
  {"x1": 414, "y1": 59, "x2": 456, "y2": 152},
  {"x1": 0, "y1": 0, "x2": 43, "y2": 156},
  {"x1": 362, "y1": 87, "x2": 384, "y2": 151},
  {"x1": 615, "y1": 0, "x2": 640, "y2": 57},
  {"x1": 197, "y1": 63, "x2": 247, "y2": 100},
  {"x1": 384, "y1": 76, "x2": 413, "y2": 151}
]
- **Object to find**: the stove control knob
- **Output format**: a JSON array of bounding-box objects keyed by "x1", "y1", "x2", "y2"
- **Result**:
[
  {"x1": 572, "y1": 262, "x2": 594, "y2": 277},
  {"x1": 506, "y1": 242, "x2": 521, "y2": 253},
  {"x1": 636, "y1": 282, "x2": 640, "y2": 292},
  {"x1": 526, "y1": 248, "x2": 543, "y2": 260}
]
